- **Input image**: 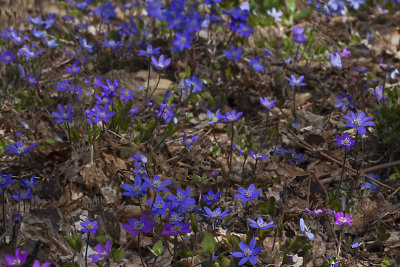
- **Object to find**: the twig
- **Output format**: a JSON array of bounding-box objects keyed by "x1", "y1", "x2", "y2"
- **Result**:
[{"x1": 361, "y1": 159, "x2": 400, "y2": 174}]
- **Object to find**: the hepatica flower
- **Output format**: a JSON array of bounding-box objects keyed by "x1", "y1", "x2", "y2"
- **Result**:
[
  {"x1": 202, "y1": 207, "x2": 231, "y2": 220},
  {"x1": 373, "y1": 85, "x2": 386, "y2": 101},
  {"x1": 122, "y1": 214, "x2": 155, "y2": 237},
  {"x1": 91, "y1": 104, "x2": 115, "y2": 124},
  {"x1": 138, "y1": 44, "x2": 161, "y2": 57},
  {"x1": 300, "y1": 218, "x2": 314, "y2": 239},
  {"x1": 343, "y1": 111, "x2": 375, "y2": 135},
  {"x1": 21, "y1": 175, "x2": 38, "y2": 189},
  {"x1": 32, "y1": 260, "x2": 51, "y2": 267},
  {"x1": 88, "y1": 239, "x2": 112, "y2": 263},
  {"x1": 286, "y1": 74, "x2": 306, "y2": 87},
  {"x1": 201, "y1": 190, "x2": 222, "y2": 205},
  {"x1": 340, "y1": 48, "x2": 351, "y2": 58},
  {"x1": 81, "y1": 219, "x2": 99, "y2": 234},
  {"x1": 147, "y1": 195, "x2": 169, "y2": 216},
  {"x1": 223, "y1": 44, "x2": 244, "y2": 62},
  {"x1": 65, "y1": 62, "x2": 81, "y2": 75},
  {"x1": 3, "y1": 141, "x2": 37, "y2": 156},
  {"x1": 329, "y1": 52, "x2": 342, "y2": 69},
  {"x1": 305, "y1": 208, "x2": 323, "y2": 215},
  {"x1": 335, "y1": 92, "x2": 354, "y2": 112},
  {"x1": 232, "y1": 237, "x2": 262, "y2": 265},
  {"x1": 221, "y1": 110, "x2": 243, "y2": 123},
  {"x1": 102, "y1": 38, "x2": 122, "y2": 49},
  {"x1": 334, "y1": 211, "x2": 353, "y2": 226},
  {"x1": 52, "y1": 104, "x2": 73, "y2": 124},
  {"x1": 267, "y1": 7, "x2": 283, "y2": 23},
  {"x1": 249, "y1": 151, "x2": 269, "y2": 161},
  {"x1": 260, "y1": 96, "x2": 276, "y2": 110},
  {"x1": 122, "y1": 175, "x2": 148, "y2": 198},
  {"x1": 336, "y1": 132, "x2": 355, "y2": 150},
  {"x1": 0, "y1": 173, "x2": 14, "y2": 189},
  {"x1": 247, "y1": 217, "x2": 275, "y2": 230},
  {"x1": 248, "y1": 56, "x2": 265, "y2": 73},
  {"x1": 12, "y1": 189, "x2": 32, "y2": 201},
  {"x1": 143, "y1": 175, "x2": 171, "y2": 193},
  {"x1": 2, "y1": 248, "x2": 28, "y2": 266},
  {"x1": 181, "y1": 133, "x2": 199, "y2": 150},
  {"x1": 0, "y1": 50, "x2": 15, "y2": 65},
  {"x1": 362, "y1": 173, "x2": 380, "y2": 192},
  {"x1": 206, "y1": 109, "x2": 221, "y2": 124},
  {"x1": 234, "y1": 184, "x2": 262, "y2": 203},
  {"x1": 151, "y1": 54, "x2": 171, "y2": 70},
  {"x1": 162, "y1": 223, "x2": 191, "y2": 235}
]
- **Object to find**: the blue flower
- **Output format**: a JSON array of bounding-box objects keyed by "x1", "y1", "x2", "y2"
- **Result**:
[
  {"x1": 91, "y1": 104, "x2": 115, "y2": 124},
  {"x1": 52, "y1": 104, "x2": 73, "y2": 124},
  {"x1": 102, "y1": 39, "x2": 122, "y2": 49},
  {"x1": 329, "y1": 52, "x2": 342, "y2": 69},
  {"x1": 372, "y1": 85, "x2": 386, "y2": 101},
  {"x1": 80, "y1": 219, "x2": 99, "y2": 234},
  {"x1": 232, "y1": 237, "x2": 262, "y2": 265},
  {"x1": 362, "y1": 173, "x2": 380, "y2": 192},
  {"x1": 138, "y1": 44, "x2": 161, "y2": 57},
  {"x1": 12, "y1": 189, "x2": 32, "y2": 201},
  {"x1": 336, "y1": 132, "x2": 355, "y2": 150},
  {"x1": 286, "y1": 74, "x2": 306, "y2": 87},
  {"x1": 347, "y1": 0, "x2": 365, "y2": 10},
  {"x1": 0, "y1": 50, "x2": 15, "y2": 65},
  {"x1": 206, "y1": 109, "x2": 221, "y2": 124},
  {"x1": 247, "y1": 217, "x2": 275, "y2": 230},
  {"x1": 248, "y1": 56, "x2": 265, "y2": 73},
  {"x1": 0, "y1": 173, "x2": 14, "y2": 189},
  {"x1": 249, "y1": 151, "x2": 269, "y2": 161},
  {"x1": 21, "y1": 175, "x2": 38, "y2": 189},
  {"x1": 234, "y1": 184, "x2": 262, "y2": 203},
  {"x1": 166, "y1": 187, "x2": 191, "y2": 204},
  {"x1": 292, "y1": 26, "x2": 308, "y2": 44},
  {"x1": 201, "y1": 190, "x2": 222, "y2": 205},
  {"x1": 65, "y1": 62, "x2": 81, "y2": 75},
  {"x1": 351, "y1": 241, "x2": 362, "y2": 248},
  {"x1": 335, "y1": 92, "x2": 354, "y2": 112},
  {"x1": 221, "y1": 110, "x2": 243, "y2": 123},
  {"x1": 173, "y1": 31, "x2": 194, "y2": 51},
  {"x1": 44, "y1": 37, "x2": 59, "y2": 48},
  {"x1": 122, "y1": 175, "x2": 148, "y2": 198},
  {"x1": 353, "y1": 66, "x2": 368, "y2": 73},
  {"x1": 147, "y1": 195, "x2": 169, "y2": 215},
  {"x1": 260, "y1": 96, "x2": 276, "y2": 110},
  {"x1": 3, "y1": 141, "x2": 37, "y2": 156},
  {"x1": 80, "y1": 38, "x2": 94, "y2": 53},
  {"x1": 300, "y1": 218, "x2": 314, "y2": 239},
  {"x1": 184, "y1": 75, "x2": 202, "y2": 93},
  {"x1": 181, "y1": 133, "x2": 199, "y2": 150},
  {"x1": 143, "y1": 175, "x2": 171, "y2": 193},
  {"x1": 202, "y1": 207, "x2": 231, "y2": 219},
  {"x1": 151, "y1": 54, "x2": 171, "y2": 70},
  {"x1": 223, "y1": 44, "x2": 244, "y2": 62},
  {"x1": 343, "y1": 111, "x2": 375, "y2": 135}
]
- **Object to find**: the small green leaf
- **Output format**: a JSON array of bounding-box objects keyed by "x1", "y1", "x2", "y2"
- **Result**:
[
  {"x1": 197, "y1": 232, "x2": 218, "y2": 254},
  {"x1": 112, "y1": 247, "x2": 128, "y2": 262},
  {"x1": 66, "y1": 232, "x2": 82, "y2": 252},
  {"x1": 148, "y1": 240, "x2": 165, "y2": 257}
]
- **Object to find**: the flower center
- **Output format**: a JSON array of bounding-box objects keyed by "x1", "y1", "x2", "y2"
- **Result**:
[
  {"x1": 63, "y1": 113, "x2": 69, "y2": 119},
  {"x1": 244, "y1": 248, "x2": 252, "y2": 257},
  {"x1": 354, "y1": 119, "x2": 361, "y2": 126},
  {"x1": 172, "y1": 225, "x2": 181, "y2": 232},
  {"x1": 135, "y1": 222, "x2": 144, "y2": 230},
  {"x1": 245, "y1": 190, "x2": 252, "y2": 198},
  {"x1": 100, "y1": 112, "x2": 106, "y2": 118},
  {"x1": 5, "y1": 56, "x2": 10, "y2": 61}
]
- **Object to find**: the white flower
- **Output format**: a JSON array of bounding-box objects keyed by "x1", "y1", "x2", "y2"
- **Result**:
[{"x1": 267, "y1": 7, "x2": 283, "y2": 23}]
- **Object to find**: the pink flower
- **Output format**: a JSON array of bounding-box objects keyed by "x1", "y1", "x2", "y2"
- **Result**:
[
  {"x1": 334, "y1": 211, "x2": 353, "y2": 226},
  {"x1": 340, "y1": 48, "x2": 351, "y2": 59}
]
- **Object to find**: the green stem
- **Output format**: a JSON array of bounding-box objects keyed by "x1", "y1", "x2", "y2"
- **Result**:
[{"x1": 228, "y1": 122, "x2": 234, "y2": 181}]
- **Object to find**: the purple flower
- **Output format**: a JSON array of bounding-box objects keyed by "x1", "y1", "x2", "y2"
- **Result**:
[
  {"x1": 27, "y1": 75, "x2": 38, "y2": 86},
  {"x1": 151, "y1": 55, "x2": 171, "y2": 70},
  {"x1": 102, "y1": 39, "x2": 122, "y2": 49},
  {"x1": 335, "y1": 92, "x2": 354, "y2": 112},
  {"x1": 32, "y1": 260, "x2": 51, "y2": 267},
  {"x1": 248, "y1": 56, "x2": 265, "y2": 73},
  {"x1": 353, "y1": 66, "x2": 368, "y2": 73},
  {"x1": 88, "y1": 240, "x2": 112, "y2": 263},
  {"x1": 44, "y1": 37, "x2": 59, "y2": 48},
  {"x1": 143, "y1": 175, "x2": 171, "y2": 193},
  {"x1": 166, "y1": 187, "x2": 191, "y2": 204},
  {"x1": 12, "y1": 189, "x2": 32, "y2": 201},
  {"x1": 249, "y1": 151, "x2": 269, "y2": 161},
  {"x1": 161, "y1": 223, "x2": 191, "y2": 235},
  {"x1": 236, "y1": 23, "x2": 253, "y2": 38},
  {"x1": 0, "y1": 50, "x2": 15, "y2": 65},
  {"x1": 347, "y1": 0, "x2": 365, "y2": 10},
  {"x1": 138, "y1": 44, "x2": 161, "y2": 57},
  {"x1": 260, "y1": 97, "x2": 276, "y2": 110},
  {"x1": 234, "y1": 184, "x2": 262, "y2": 203},
  {"x1": 52, "y1": 104, "x2": 73, "y2": 124},
  {"x1": 336, "y1": 132, "x2": 355, "y2": 150},
  {"x1": 232, "y1": 237, "x2": 262, "y2": 265},
  {"x1": 65, "y1": 62, "x2": 81, "y2": 75},
  {"x1": 351, "y1": 241, "x2": 362, "y2": 248},
  {"x1": 206, "y1": 109, "x2": 221, "y2": 124},
  {"x1": 21, "y1": 175, "x2": 38, "y2": 189},
  {"x1": 292, "y1": 26, "x2": 308, "y2": 44},
  {"x1": 122, "y1": 214, "x2": 155, "y2": 237},
  {"x1": 184, "y1": 75, "x2": 202, "y2": 93},
  {"x1": 305, "y1": 208, "x2": 323, "y2": 215},
  {"x1": 118, "y1": 89, "x2": 134, "y2": 105},
  {"x1": 334, "y1": 211, "x2": 353, "y2": 226},
  {"x1": 343, "y1": 111, "x2": 375, "y2": 135},
  {"x1": 362, "y1": 173, "x2": 380, "y2": 192},
  {"x1": 3, "y1": 141, "x2": 37, "y2": 156},
  {"x1": 147, "y1": 195, "x2": 169, "y2": 216},
  {"x1": 340, "y1": 48, "x2": 351, "y2": 58},
  {"x1": 173, "y1": 32, "x2": 193, "y2": 51},
  {"x1": 247, "y1": 217, "x2": 275, "y2": 230},
  {"x1": 122, "y1": 175, "x2": 148, "y2": 198},
  {"x1": 80, "y1": 219, "x2": 99, "y2": 234},
  {"x1": 286, "y1": 74, "x2": 306, "y2": 87},
  {"x1": 201, "y1": 190, "x2": 222, "y2": 205},
  {"x1": 0, "y1": 173, "x2": 14, "y2": 189},
  {"x1": 223, "y1": 44, "x2": 244, "y2": 62},
  {"x1": 329, "y1": 52, "x2": 342, "y2": 69},
  {"x1": 221, "y1": 110, "x2": 243, "y2": 123},
  {"x1": 201, "y1": 207, "x2": 231, "y2": 219},
  {"x1": 1, "y1": 248, "x2": 28, "y2": 266},
  {"x1": 92, "y1": 104, "x2": 115, "y2": 124},
  {"x1": 181, "y1": 133, "x2": 199, "y2": 150},
  {"x1": 300, "y1": 218, "x2": 314, "y2": 239},
  {"x1": 373, "y1": 85, "x2": 386, "y2": 101}
]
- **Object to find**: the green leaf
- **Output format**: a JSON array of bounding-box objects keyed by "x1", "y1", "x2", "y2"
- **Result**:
[
  {"x1": 148, "y1": 240, "x2": 165, "y2": 257},
  {"x1": 66, "y1": 232, "x2": 82, "y2": 252},
  {"x1": 377, "y1": 226, "x2": 390, "y2": 241},
  {"x1": 191, "y1": 215, "x2": 199, "y2": 234},
  {"x1": 112, "y1": 247, "x2": 128, "y2": 262},
  {"x1": 197, "y1": 232, "x2": 218, "y2": 254},
  {"x1": 218, "y1": 256, "x2": 231, "y2": 267}
]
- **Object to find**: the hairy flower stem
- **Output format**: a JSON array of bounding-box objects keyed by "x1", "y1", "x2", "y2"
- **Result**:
[
  {"x1": 336, "y1": 149, "x2": 348, "y2": 195},
  {"x1": 138, "y1": 234, "x2": 148, "y2": 267},
  {"x1": 228, "y1": 122, "x2": 234, "y2": 181},
  {"x1": 293, "y1": 43, "x2": 301, "y2": 67},
  {"x1": 248, "y1": 159, "x2": 259, "y2": 182},
  {"x1": 172, "y1": 235, "x2": 178, "y2": 266},
  {"x1": 348, "y1": 132, "x2": 360, "y2": 205},
  {"x1": 85, "y1": 232, "x2": 90, "y2": 267},
  {"x1": 18, "y1": 155, "x2": 22, "y2": 213},
  {"x1": 2, "y1": 189, "x2": 5, "y2": 231},
  {"x1": 144, "y1": 60, "x2": 152, "y2": 107}
]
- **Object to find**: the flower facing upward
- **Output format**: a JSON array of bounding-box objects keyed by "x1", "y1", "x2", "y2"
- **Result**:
[
  {"x1": 201, "y1": 190, "x2": 222, "y2": 205},
  {"x1": 300, "y1": 218, "x2": 314, "y2": 239},
  {"x1": 343, "y1": 111, "x2": 375, "y2": 135},
  {"x1": 3, "y1": 141, "x2": 37, "y2": 156},
  {"x1": 329, "y1": 52, "x2": 342, "y2": 69},
  {"x1": 88, "y1": 240, "x2": 112, "y2": 263},
  {"x1": 336, "y1": 132, "x2": 355, "y2": 150},
  {"x1": 52, "y1": 104, "x2": 73, "y2": 124},
  {"x1": 223, "y1": 44, "x2": 244, "y2": 62},
  {"x1": 232, "y1": 237, "x2": 262, "y2": 265},
  {"x1": 334, "y1": 211, "x2": 353, "y2": 226},
  {"x1": 147, "y1": 195, "x2": 169, "y2": 216},
  {"x1": 80, "y1": 219, "x2": 99, "y2": 234},
  {"x1": 247, "y1": 217, "x2": 275, "y2": 230},
  {"x1": 286, "y1": 74, "x2": 306, "y2": 87},
  {"x1": 340, "y1": 48, "x2": 351, "y2": 58},
  {"x1": 206, "y1": 109, "x2": 221, "y2": 124},
  {"x1": 122, "y1": 175, "x2": 148, "y2": 198},
  {"x1": 181, "y1": 133, "x2": 199, "y2": 150},
  {"x1": 335, "y1": 92, "x2": 354, "y2": 112},
  {"x1": 122, "y1": 214, "x2": 155, "y2": 237},
  {"x1": 162, "y1": 223, "x2": 191, "y2": 235},
  {"x1": 202, "y1": 207, "x2": 231, "y2": 220},
  {"x1": 234, "y1": 184, "x2": 262, "y2": 203},
  {"x1": 143, "y1": 175, "x2": 171, "y2": 193},
  {"x1": 260, "y1": 96, "x2": 277, "y2": 110},
  {"x1": 267, "y1": 7, "x2": 283, "y2": 23},
  {"x1": 248, "y1": 56, "x2": 265, "y2": 73},
  {"x1": 221, "y1": 110, "x2": 243, "y2": 123},
  {"x1": 2, "y1": 248, "x2": 28, "y2": 266}
]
